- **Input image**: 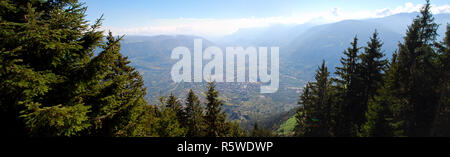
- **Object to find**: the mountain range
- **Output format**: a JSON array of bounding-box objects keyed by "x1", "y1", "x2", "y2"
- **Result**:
[{"x1": 118, "y1": 12, "x2": 450, "y2": 130}]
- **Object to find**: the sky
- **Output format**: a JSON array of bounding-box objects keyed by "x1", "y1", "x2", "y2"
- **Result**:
[{"x1": 80, "y1": 0, "x2": 450, "y2": 37}]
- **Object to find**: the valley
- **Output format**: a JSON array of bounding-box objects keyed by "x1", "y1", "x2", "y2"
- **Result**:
[{"x1": 119, "y1": 12, "x2": 450, "y2": 133}]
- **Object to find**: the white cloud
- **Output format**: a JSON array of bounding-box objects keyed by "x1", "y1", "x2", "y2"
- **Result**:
[
  {"x1": 103, "y1": 3, "x2": 450, "y2": 38},
  {"x1": 431, "y1": 4, "x2": 450, "y2": 14},
  {"x1": 104, "y1": 16, "x2": 316, "y2": 37},
  {"x1": 374, "y1": 3, "x2": 450, "y2": 17}
]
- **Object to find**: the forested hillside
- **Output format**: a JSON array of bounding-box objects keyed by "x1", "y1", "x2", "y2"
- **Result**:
[
  {"x1": 115, "y1": 13, "x2": 450, "y2": 132},
  {"x1": 0, "y1": 0, "x2": 448, "y2": 137},
  {"x1": 0, "y1": 0, "x2": 246, "y2": 137},
  {"x1": 294, "y1": 1, "x2": 449, "y2": 137}
]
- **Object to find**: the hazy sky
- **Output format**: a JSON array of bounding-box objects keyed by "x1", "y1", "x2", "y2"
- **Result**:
[{"x1": 80, "y1": 0, "x2": 450, "y2": 37}]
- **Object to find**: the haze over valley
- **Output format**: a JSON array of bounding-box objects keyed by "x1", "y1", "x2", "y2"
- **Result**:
[{"x1": 118, "y1": 12, "x2": 450, "y2": 130}]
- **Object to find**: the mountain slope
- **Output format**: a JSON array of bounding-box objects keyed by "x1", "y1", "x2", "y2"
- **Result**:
[
  {"x1": 285, "y1": 20, "x2": 402, "y2": 68},
  {"x1": 120, "y1": 35, "x2": 298, "y2": 130},
  {"x1": 217, "y1": 23, "x2": 315, "y2": 47},
  {"x1": 118, "y1": 13, "x2": 449, "y2": 131},
  {"x1": 283, "y1": 13, "x2": 449, "y2": 81}
]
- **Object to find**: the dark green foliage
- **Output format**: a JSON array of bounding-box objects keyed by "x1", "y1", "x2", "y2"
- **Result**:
[
  {"x1": 1, "y1": 0, "x2": 447, "y2": 138},
  {"x1": 359, "y1": 31, "x2": 391, "y2": 137},
  {"x1": 204, "y1": 82, "x2": 228, "y2": 137},
  {"x1": 431, "y1": 24, "x2": 450, "y2": 136},
  {"x1": 388, "y1": 0, "x2": 441, "y2": 136},
  {"x1": 0, "y1": 0, "x2": 148, "y2": 137},
  {"x1": 185, "y1": 89, "x2": 205, "y2": 137},
  {"x1": 359, "y1": 86, "x2": 394, "y2": 137},
  {"x1": 360, "y1": 30, "x2": 388, "y2": 104},
  {"x1": 166, "y1": 93, "x2": 180, "y2": 109},
  {"x1": 0, "y1": 0, "x2": 230, "y2": 138},
  {"x1": 294, "y1": 83, "x2": 313, "y2": 136},
  {"x1": 131, "y1": 97, "x2": 186, "y2": 137},
  {"x1": 166, "y1": 93, "x2": 187, "y2": 128},
  {"x1": 333, "y1": 36, "x2": 364, "y2": 137},
  {"x1": 154, "y1": 105, "x2": 187, "y2": 137},
  {"x1": 295, "y1": 61, "x2": 333, "y2": 137},
  {"x1": 296, "y1": 0, "x2": 448, "y2": 137}
]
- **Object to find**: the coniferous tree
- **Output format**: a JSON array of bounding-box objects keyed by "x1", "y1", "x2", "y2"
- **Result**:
[
  {"x1": 204, "y1": 82, "x2": 227, "y2": 137},
  {"x1": 155, "y1": 106, "x2": 186, "y2": 137},
  {"x1": 87, "y1": 32, "x2": 148, "y2": 137},
  {"x1": 389, "y1": 0, "x2": 440, "y2": 136},
  {"x1": 185, "y1": 89, "x2": 205, "y2": 137},
  {"x1": 135, "y1": 96, "x2": 185, "y2": 137},
  {"x1": 361, "y1": 50, "x2": 401, "y2": 137},
  {"x1": 0, "y1": 0, "x2": 148, "y2": 137},
  {"x1": 166, "y1": 93, "x2": 187, "y2": 128},
  {"x1": 431, "y1": 24, "x2": 450, "y2": 136},
  {"x1": 294, "y1": 83, "x2": 314, "y2": 136},
  {"x1": 333, "y1": 36, "x2": 364, "y2": 136},
  {"x1": 313, "y1": 61, "x2": 333, "y2": 137},
  {"x1": 130, "y1": 105, "x2": 155, "y2": 137},
  {"x1": 359, "y1": 31, "x2": 391, "y2": 137},
  {"x1": 360, "y1": 30, "x2": 388, "y2": 107},
  {"x1": 360, "y1": 85, "x2": 394, "y2": 137},
  {"x1": 0, "y1": 0, "x2": 98, "y2": 137},
  {"x1": 295, "y1": 61, "x2": 333, "y2": 137},
  {"x1": 166, "y1": 93, "x2": 179, "y2": 109}
]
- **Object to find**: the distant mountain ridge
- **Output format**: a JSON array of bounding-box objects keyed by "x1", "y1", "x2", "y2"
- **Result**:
[{"x1": 118, "y1": 12, "x2": 449, "y2": 129}]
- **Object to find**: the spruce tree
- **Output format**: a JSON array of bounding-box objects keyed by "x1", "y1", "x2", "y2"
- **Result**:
[
  {"x1": 295, "y1": 61, "x2": 333, "y2": 137},
  {"x1": 0, "y1": 0, "x2": 101, "y2": 136},
  {"x1": 155, "y1": 106, "x2": 186, "y2": 137},
  {"x1": 359, "y1": 30, "x2": 391, "y2": 137},
  {"x1": 360, "y1": 30, "x2": 388, "y2": 106},
  {"x1": 87, "y1": 32, "x2": 148, "y2": 137},
  {"x1": 204, "y1": 82, "x2": 227, "y2": 137},
  {"x1": 0, "y1": 0, "x2": 148, "y2": 137},
  {"x1": 360, "y1": 86, "x2": 394, "y2": 137},
  {"x1": 431, "y1": 24, "x2": 450, "y2": 136},
  {"x1": 294, "y1": 83, "x2": 314, "y2": 136},
  {"x1": 130, "y1": 105, "x2": 159, "y2": 137},
  {"x1": 185, "y1": 89, "x2": 205, "y2": 137},
  {"x1": 313, "y1": 61, "x2": 333, "y2": 137},
  {"x1": 135, "y1": 96, "x2": 186, "y2": 137},
  {"x1": 166, "y1": 93, "x2": 187, "y2": 128},
  {"x1": 390, "y1": 0, "x2": 440, "y2": 136},
  {"x1": 360, "y1": 62, "x2": 395, "y2": 137},
  {"x1": 333, "y1": 36, "x2": 364, "y2": 136}
]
